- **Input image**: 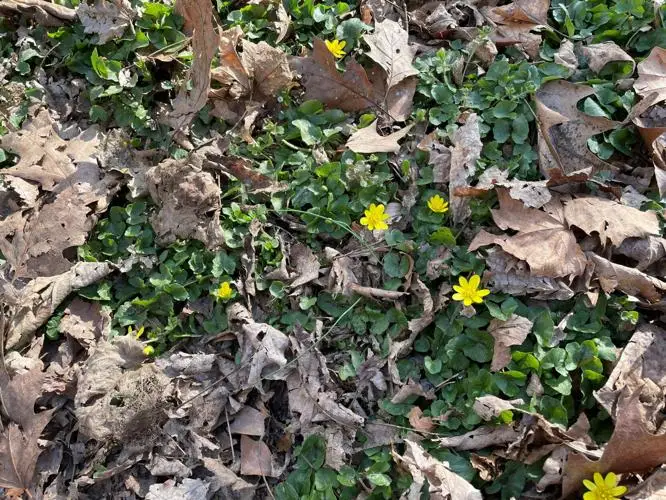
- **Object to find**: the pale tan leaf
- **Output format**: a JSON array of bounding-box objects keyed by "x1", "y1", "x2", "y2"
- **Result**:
[
  {"x1": 634, "y1": 47, "x2": 666, "y2": 103},
  {"x1": 582, "y1": 42, "x2": 635, "y2": 74},
  {"x1": 488, "y1": 314, "x2": 533, "y2": 371},
  {"x1": 146, "y1": 478, "x2": 210, "y2": 500},
  {"x1": 240, "y1": 39, "x2": 293, "y2": 99},
  {"x1": 407, "y1": 407, "x2": 435, "y2": 432},
  {"x1": 563, "y1": 196, "x2": 659, "y2": 246},
  {"x1": 77, "y1": 0, "x2": 134, "y2": 44},
  {"x1": 363, "y1": 19, "x2": 418, "y2": 89},
  {"x1": 436, "y1": 426, "x2": 522, "y2": 451},
  {"x1": 229, "y1": 406, "x2": 266, "y2": 436},
  {"x1": 476, "y1": 166, "x2": 552, "y2": 208},
  {"x1": 589, "y1": 253, "x2": 666, "y2": 302},
  {"x1": 59, "y1": 298, "x2": 110, "y2": 350},
  {"x1": 483, "y1": 0, "x2": 549, "y2": 58},
  {"x1": 450, "y1": 113, "x2": 482, "y2": 224},
  {"x1": 345, "y1": 120, "x2": 412, "y2": 153},
  {"x1": 240, "y1": 436, "x2": 276, "y2": 477},
  {"x1": 627, "y1": 468, "x2": 666, "y2": 499},
  {"x1": 0, "y1": 0, "x2": 76, "y2": 26}
]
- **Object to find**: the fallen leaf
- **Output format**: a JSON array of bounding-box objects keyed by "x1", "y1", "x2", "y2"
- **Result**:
[
  {"x1": 6, "y1": 262, "x2": 112, "y2": 350},
  {"x1": 290, "y1": 38, "x2": 376, "y2": 112},
  {"x1": 615, "y1": 236, "x2": 666, "y2": 270},
  {"x1": 437, "y1": 426, "x2": 523, "y2": 451},
  {"x1": 58, "y1": 298, "x2": 110, "y2": 350},
  {"x1": 554, "y1": 39, "x2": 577, "y2": 75},
  {"x1": 474, "y1": 166, "x2": 552, "y2": 208},
  {"x1": 0, "y1": 0, "x2": 76, "y2": 26},
  {"x1": 634, "y1": 47, "x2": 666, "y2": 104},
  {"x1": 588, "y1": 252, "x2": 666, "y2": 302},
  {"x1": 240, "y1": 436, "x2": 277, "y2": 477},
  {"x1": 483, "y1": 0, "x2": 549, "y2": 58},
  {"x1": 368, "y1": 64, "x2": 416, "y2": 121},
  {"x1": 0, "y1": 368, "x2": 55, "y2": 493},
  {"x1": 146, "y1": 478, "x2": 210, "y2": 500},
  {"x1": 581, "y1": 42, "x2": 635, "y2": 75},
  {"x1": 77, "y1": 0, "x2": 134, "y2": 44},
  {"x1": 201, "y1": 458, "x2": 255, "y2": 498},
  {"x1": 393, "y1": 440, "x2": 483, "y2": 500},
  {"x1": 627, "y1": 467, "x2": 666, "y2": 499},
  {"x1": 595, "y1": 324, "x2": 666, "y2": 417},
  {"x1": 203, "y1": 149, "x2": 288, "y2": 193},
  {"x1": 229, "y1": 406, "x2": 266, "y2": 436},
  {"x1": 449, "y1": 113, "x2": 482, "y2": 224},
  {"x1": 346, "y1": 120, "x2": 413, "y2": 153},
  {"x1": 273, "y1": 1, "x2": 290, "y2": 42},
  {"x1": 289, "y1": 243, "x2": 320, "y2": 288},
  {"x1": 488, "y1": 314, "x2": 533, "y2": 371},
  {"x1": 391, "y1": 378, "x2": 436, "y2": 404},
  {"x1": 469, "y1": 189, "x2": 587, "y2": 278},
  {"x1": 536, "y1": 80, "x2": 619, "y2": 175},
  {"x1": 563, "y1": 196, "x2": 659, "y2": 246},
  {"x1": 240, "y1": 39, "x2": 293, "y2": 100},
  {"x1": 156, "y1": 352, "x2": 216, "y2": 378},
  {"x1": 145, "y1": 157, "x2": 224, "y2": 248},
  {"x1": 363, "y1": 19, "x2": 418, "y2": 89},
  {"x1": 168, "y1": 0, "x2": 216, "y2": 130},
  {"x1": 562, "y1": 390, "x2": 666, "y2": 497},
  {"x1": 408, "y1": 406, "x2": 435, "y2": 432},
  {"x1": 473, "y1": 395, "x2": 524, "y2": 421}
]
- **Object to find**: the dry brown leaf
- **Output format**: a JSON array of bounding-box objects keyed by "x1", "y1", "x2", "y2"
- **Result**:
[
  {"x1": 615, "y1": 236, "x2": 666, "y2": 270},
  {"x1": 469, "y1": 189, "x2": 587, "y2": 278},
  {"x1": 289, "y1": 243, "x2": 320, "y2": 288},
  {"x1": 450, "y1": 113, "x2": 482, "y2": 224},
  {"x1": 562, "y1": 390, "x2": 666, "y2": 497},
  {"x1": 146, "y1": 478, "x2": 210, "y2": 500},
  {"x1": 240, "y1": 39, "x2": 293, "y2": 100},
  {"x1": 563, "y1": 196, "x2": 659, "y2": 246},
  {"x1": 229, "y1": 406, "x2": 266, "y2": 436},
  {"x1": 77, "y1": 0, "x2": 134, "y2": 44},
  {"x1": 0, "y1": 368, "x2": 55, "y2": 493},
  {"x1": 483, "y1": 0, "x2": 549, "y2": 58},
  {"x1": 393, "y1": 440, "x2": 483, "y2": 500},
  {"x1": 627, "y1": 467, "x2": 666, "y2": 499},
  {"x1": 634, "y1": 47, "x2": 666, "y2": 103},
  {"x1": 581, "y1": 42, "x2": 635, "y2": 75},
  {"x1": 488, "y1": 314, "x2": 533, "y2": 371},
  {"x1": 363, "y1": 19, "x2": 418, "y2": 89},
  {"x1": 240, "y1": 436, "x2": 277, "y2": 477},
  {"x1": 0, "y1": 0, "x2": 76, "y2": 26},
  {"x1": 595, "y1": 324, "x2": 666, "y2": 418},
  {"x1": 6, "y1": 262, "x2": 112, "y2": 350},
  {"x1": 368, "y1": 64, "x2": 416, "y2": 121},
  {"x1": 201, "y1": 458, "x2": 255, "y2": 498},
  {"x1": 536, "y1": 80, "x2": 619, "y2": 175},
  {"x1": 588, "y1": 253, "x2": 666, "y2": 302},
  {"x1": 407, "y1": 406, "x2": 435, "y2": 432},
  {"x1": 168, "y1": 0, "x2": 216, "y2": 130},
  {"x1": 290, "y1": 38, "x2": 376, "y2": 112},
  {"x1": 145, "y1": 157, "x2": 224, "y2": 249},
  {"x1": 59, "y1": 298, "x2": 110, "y2": 350},
  {"x1": 204, "y1": 150, "x2": 288, "y2": 193},
  {"x1": 474, "y1": 166, "x2": 552, "y2": 208},
  {"x1": 554, "y1": 40, "x2": 577, "y2": 75},
  {"x1": 346, "y1": 120, "x2": 413, "y2": 153}
]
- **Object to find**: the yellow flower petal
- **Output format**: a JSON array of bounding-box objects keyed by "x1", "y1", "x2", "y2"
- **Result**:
[
  {"x1": 583, "y1": 492, "x2": 598, "y2": 500},
  {"x1": 594, "y1": 473, "x2": 606, "y2": 489},
  {"x1": 604, "y1": 472, "x2": 617, "y2": 488},
  {"x1": 459, "y1": 276, "x2": 469, "y2": 287},
  {"x1": 469, "y1": 274, "x2": 480, "y2": 288},
  {"x1": 452, "y1": 285, "x2": 464, "y2": 293},
  {"x1": 583, "y1": 479, "x2": 597, "y2": 491},
  {"x1": 610, "y1": 486, "x2": 627, "y2": 496},
  {"x1": 452, "y1": 293, "x2": 464, "y2": 301},
  {"x1": 477, "y1": 289, "x2": 490, "y2": 297}
]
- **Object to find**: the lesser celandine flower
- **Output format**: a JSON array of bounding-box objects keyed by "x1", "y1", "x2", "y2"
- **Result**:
[
  {"x1": 215, "y1": 281, "x2": 234, "y2": 300},
  {"x1": 325, "y1": 39, "x2": 346, "y2": 58},
  {"x1": 143, "y1": 345, "x2": 155, "y2": 357},
  {"x1": 452, "y1": 274, "x2": 490, "y2": 306},
  {"x1": 427, "y1": 195, "x2": 449, "y2": 214},
  {"x1": 360, "y1": 203, "x2": 389, "y2": 231},
  {"x1": 583, "y1": 472, "x2": 627, "y2": 500}
]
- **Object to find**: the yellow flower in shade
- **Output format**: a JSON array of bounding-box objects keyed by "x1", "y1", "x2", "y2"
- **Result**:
[
  {"x1": 143, "y1": 345, "x2": 155, "y2": 357},
  {"x1": 428, "y1": 195, "x2": 449, "y2": 214},
  {"x1": 583, "y1": 472, "x2": 627, "y2": 500},
  {"x1": 215, "y1": 281, "x2": 234, "y2": 300},
  {"x1": 325, "y1": 39, "x2": 346, "y2": 58},
  {"x1": 452, "y1": 274, "x2": 490, "y2": 306},
  {"x1": 360, "y1": 203, "x2": 389, "y2": 231},
  {"x1": 128, "y1": 325, "x2": 145, "y2": 339}
]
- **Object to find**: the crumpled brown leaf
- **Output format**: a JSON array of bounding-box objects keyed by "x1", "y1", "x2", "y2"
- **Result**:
[
  {"x1": 393, "y1": 440, "x2": 483, "y2": 500},
  {"x1": 77, "y1": 0, "x2": 134, "y2": 45},
  {"x1": 563, "y1": 196, "x2": 659, "y2": 247},
  {"x1": 488, "y1": 314, "x2": 533, "y2": 371},
  {"x1": 5, "y1": 262, "x2": 112, "y2": 350},
  {"x1": 346, "y1": 120, "x2": 413, "y2": 153},
  {"x1": 0, "y1": 368, "x2": 55, "y2": 493},
  {"x1": 588, "y1": 253, "x2": 666, "y2": 302},
  {"x1": 634, "y1": 46, "x2": 666, "y2": 104},
  {"x1": 449, "y1": 113, "x2": 482, "y2": 224},
  {"x1": 240, "y1": 436, "x2": 277, "y2": 477},
  {"x1": 363, "y1": 19, "x2": 418, "y2": 89},
  {"x1": 145, "y1": 157, "x2": 224, "y2": 249},
  {"x1": 626, "y1": 467, "x2": 666, "y2": 499},
  {"x1": 146, "y1": 478, "x2": 210, "y2": 500},
  {"x1": 0, "y1": 0, "x2": 76, "y2": 26},
  {"x1": 615, "y1": 236, "x2": 666, "y2": 270},
  {"x1": 58, "y1": 298, "x2": 110, "y2": 351},
  {"x1": 482, "y1": 0, "x2": 549, "y2": 59},
  {"x1": 469, "y1": 189, "x2": 587, "y2": 278},
  {"x1": 473, "y1": 166, "x2": 552, "y2": 208},
  {"x1": 581, "y1": 41, "x2": 635, "y2": 75}
]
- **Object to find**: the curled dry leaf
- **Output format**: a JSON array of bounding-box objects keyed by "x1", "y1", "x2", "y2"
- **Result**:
[
  {"x1": 482, "y1": 0, "x2": 549, "y2": 58},
  {"x1": 77, "y1": 0, "x2": 134, "y2": 45},
  {"x1": 58, "y1": 298, "x2": 110, "y2": 351},
  {"x1": 363, "y1": 19, "x2": 418, "y2": 89},
  {"x1": 0, "y1": 0, "x2": 76, "y2": 26},
  {"x1": 474, "y1": 166, "x2": 552, "y2": 208},
  {"x1": 634, "y1": 47, "x2": 666, "y2": 104},
  {"x1": 146, "y1": 478, "x2": 210, "y2": 500},
  {"x1": 615, "y1": 236, "x2": 666, "y2": 271},
  {"x1": 346, "y1": 119, "x2": 413, "y2": 153},
  {"x1": 449, "y1": 113, "x2": 482, "y2": 224},
  {"x1": 488, "y1": 314, "x2": 533, "y2": 371},
  {"x1": 408, "y1": 406, "x2": 436, "y2": 432},
  {"x1": 229, "y1": 406, "x2": 266, "y2": 437},
  {"x1": 563, "y1": 196, "x2": 659, "y2": 247},
  {"x1": 145, "y1": 158, "x2": 224, "y2": 249},
  {"x1": 588, "y1": 253, "x2": 666, "y2": 303},
  {"x1": 393, "y1": 440, "x2": 483, "y2": 500},
  {"x1": 469, "y1": 189, "x2": 586, "y2": 278},
  {"x1": 626, "y1": 468, "x2": 666, "y2": 499},
  {"x1": 581, "y1": 41, "x2": 635, "y2": 75},
  {"x1": 437, "y1": 426, "x2": 523, "y2": 451}
]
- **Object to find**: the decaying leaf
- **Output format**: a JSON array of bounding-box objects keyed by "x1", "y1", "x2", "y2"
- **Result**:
[
  {"x1": 408, "y1": 406, "x2": 435, "y2": 432},
  {"x1": 289, "y1": 243, "x2": 321, "y2": 288},
  {"x1": 58, "y1": 298, "x2": 110, "y2": 350},
  {"x1": 290, "y1": 38, "x2": 376, "y2": 112},
  {"x1": 6, "y1": 262, "x2": 112, "y2": 350},
  {"x1": 77, "y1": 0, "x2": 134, "y2": 45},
  {"x1": 240, "y1": 436, "x2": 277, "y2": 477},
  {"x1": 469, "y1": 189, "x2": 587, "y2": 278},
  {"x1": 145, "y1": 157, "x2": 224, "y2": 249},
  {"x1": 436, "y1": 425, "x2": 523, "y2": 451},
  {"x1": 482, "y1": 0, "x2": 549, "y2": 58},
  {"x1": 201, "y1": 458, "x2": 255, "y2": 498},
  {"x1": 363, "y1": 19, "x2": 418, "y2": 89},
  {"x1": 581, "y1": 42, "x2": 635, "y2": 75},
  {"x1": 488, "y1": 314, "x2": 533, "y2": 371},
  {"x1": 536, "y1": 80, "x2": 619, "y2": 175},
  {"x1": 0, "y1": 0, "x2": 76, "y2": 26},
  {"x1": 393, "y1": 440, "x2": 483, "y2": 500},
  {"x1": 634, "y1": 47, "x2": 666, "y2": 104},
  {"x1": 563, "y1": 196, "x2": 660, "y2": 247},
  {"x1": 615, "y1": 236, "x2": 666, "y2": 270},
  {"x1": 588, "y1": 253, "x2": 666, "y2": 302},
  {"x1": 0, "y1": 368, "x2": 55, "y2": 493},
  {"x1": 449, "y1": 113, "x2": 482, "y2": 224},
  {"x1": 627, "y1": 468, "x2": 666, "y2": 499},
  {"x1": 146, "y1": 478, "x2": 210, "y2": 500},
  {"x1": 229, "y1": 406, "x2": 266, "y2": 436},
  {"x1": 474, "y1": 166, "x2": 552, "y2": 208},
  {"x1": 168, "y1": 0, "x2": 216, "y2": 130},
  {"x1": 346, "y1": 120, "x2": 413, "y2": 153}
]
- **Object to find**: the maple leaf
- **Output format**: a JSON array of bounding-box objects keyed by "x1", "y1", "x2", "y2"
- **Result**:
[
  {"x1": 345, "y1": 119, "x2": 413, "y2": 153},
  {"x1": 469, "y1": 188, "x2": 587, "y2": 278},
  {"x1": 363, "y1": 19, "x2": 418, "y2": 89}
]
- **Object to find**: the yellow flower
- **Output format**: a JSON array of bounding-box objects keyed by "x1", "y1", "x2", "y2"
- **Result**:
[
  {"x1": 143, "y1": 345, "x2": 155, "y2": 357},
  {"x1": 452, "y1": 274, "x2": 490, "y2": 306},
  {"x1": 215, "y1": 281, "x2": 234, "y2": 300},
  {"x1": 427, "y1": 195, "x2": 449, "y2": 214},
  {"x1": 360, "y1": 203, "x2": 389, "y2": 231},
  {"x1": 583, "y1": 472, "x2": 627, "y2": 500},
  {"x1": 325, "y1": 39, "x2": 346, "y2": 59},
  {"x1": 128, "y1": 325, "x2": 145, "y2": 339}
]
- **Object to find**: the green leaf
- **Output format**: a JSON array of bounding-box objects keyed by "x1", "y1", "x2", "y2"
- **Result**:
[
  {"x1": 383, "y1": 253, "x2": 409, "y2": 278},
  {"x1": 212, "y1": 250, "x2": 236, "y2": 277},
  {"x1": 366, "y1": 473, "x2": 391, "y2": 487},
  {"x1": 493, "y1": 119, "x2": 511, "y2": 143},
  {"x1": 429, "y1": 227, "x2": 456, "y2": 246},
  {"x1": 492, "y1": 100, "x2": 518, "y2": 118},
  {"x1": 425, "y1": 356, "x2": 442, "y2": 374},
  {"x1": 511, "y1": 114, "x2": 529, "y2": 144},
  {"x1": 298, "y1": 435, "x2": 326, "y2": 470},
  {"x1": 314, "y1": 468, "x2": 338, "y2": 490},
  {"x1": 336, "y1": 466, "x2": 357, "y2": 487},
  {"x1": 292, "y1": 118, "x2": 322, "y2": 145}
]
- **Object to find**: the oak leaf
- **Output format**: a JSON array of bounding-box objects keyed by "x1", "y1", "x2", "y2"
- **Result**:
[{"x1": 77, "y1": 0, "x2": 134, "y2": 45}]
